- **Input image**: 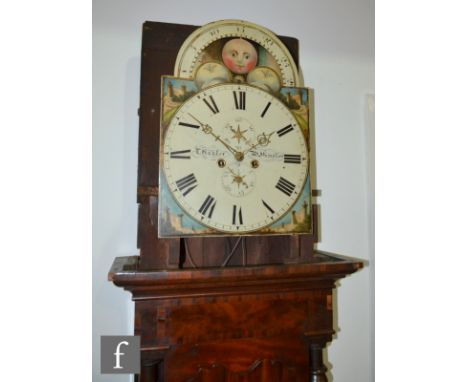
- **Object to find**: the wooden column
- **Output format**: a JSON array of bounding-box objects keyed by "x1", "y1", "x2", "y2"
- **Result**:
[
  {"x1": 136, "y1": 347, "x2": 167, "y2": 382},
  {"x1": 135, "y1": 360, "x2": 157, "y2": 382},
  {"x1": 309, "y1": 342, "x2": 329, "y2": 382}
]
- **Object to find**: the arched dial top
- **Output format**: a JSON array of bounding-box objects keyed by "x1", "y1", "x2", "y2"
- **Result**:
[
  {"x1": 162, "y1": 83, "x2": 309, "y2": 233},
  {"x1": 174, "y1": 19, "x2": 301, "y2": 87}
]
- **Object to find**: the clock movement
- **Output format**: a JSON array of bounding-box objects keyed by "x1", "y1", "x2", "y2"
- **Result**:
[{"x1": 109, "y1": 19, "x2": 363, "y2": 382}]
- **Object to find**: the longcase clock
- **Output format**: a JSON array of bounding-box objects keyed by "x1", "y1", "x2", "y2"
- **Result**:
[{"x1": 109, "y1": 19, "x2": 363, "y2": 382}]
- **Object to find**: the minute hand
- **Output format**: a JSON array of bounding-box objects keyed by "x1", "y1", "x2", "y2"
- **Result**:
[{"x1": 188, "y1": 113, "x2": 239, "y2": 157}]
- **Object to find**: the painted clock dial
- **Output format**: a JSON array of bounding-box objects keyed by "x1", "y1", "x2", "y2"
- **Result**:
[
  {"x1": 174, "y1": 19, "x2": 301, "y2": 87},
  {"x1": 161, "y1": 83, "x2": 309, "y2": 233}
]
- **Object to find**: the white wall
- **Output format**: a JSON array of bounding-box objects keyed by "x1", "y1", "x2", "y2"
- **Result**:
[{"x1": 93, "y1": 0, "x2": 374, "y2": 381}]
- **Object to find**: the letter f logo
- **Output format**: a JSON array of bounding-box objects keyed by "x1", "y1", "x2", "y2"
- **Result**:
[{"x1": 113, "y1": 341, "x2": 129, "y2": 369}]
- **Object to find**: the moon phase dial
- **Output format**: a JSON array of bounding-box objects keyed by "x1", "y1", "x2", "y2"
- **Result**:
[{"x1": 174, "y1": 19, "x2": 301, "y2": 86}]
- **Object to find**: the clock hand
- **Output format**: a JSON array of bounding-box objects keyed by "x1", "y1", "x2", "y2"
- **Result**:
[
  {"x1": 242, "y1": 131, "x2": 275, "y2": 154},
  {"x1": 227, "y1": 167, "x2": 249, "y2": 189},
  {"x1": 227, "y1": 166, "x2": 238, "y2": 177},
  {"x1": 188, "y1": 113, "x2": 244, "y2": 161},
  {"x1": 211, "y1": 132, "x2": 242, "y2": 159}
]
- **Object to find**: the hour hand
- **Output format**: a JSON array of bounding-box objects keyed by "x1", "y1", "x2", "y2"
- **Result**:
[{"x1": 243, "y1": 131, "x2": 275, "y2": 154}]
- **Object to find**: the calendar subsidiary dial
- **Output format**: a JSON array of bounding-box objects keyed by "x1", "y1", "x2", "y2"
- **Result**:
[{"x1": 161, "y1": 83, "x2": 309, "y2": 234}]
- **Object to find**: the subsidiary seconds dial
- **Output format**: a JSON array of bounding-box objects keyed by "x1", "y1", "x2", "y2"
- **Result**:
[{"x1": 162, "y1": 83, "x2": 309, "y2": 233}]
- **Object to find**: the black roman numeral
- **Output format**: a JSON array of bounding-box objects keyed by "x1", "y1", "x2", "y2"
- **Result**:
[
  {"x1": 262, "y1": 200, "x2": 275, "y2": 214},
  {"x1": 199, "y1": 195, "x2": 216, "y2": 218},
  {"x1": 178, "y1": 122, "x2": 200, "y2": 129},
  {"x1": 277, "y1": 124, "x2": 294, "y2": 137},
  {"x1": 275, "y1": 176, "x2": 296, "y2": 196},
  {"x1": 233, "y1": 91, "x2": 246, "y2": 110},
  {"x1": 283, "y1": 154, "x2": 301, "y2": 164},
  {"x1": 175, "y1": 173, "x2": 198, "y2": 196},
  {"x1": 203, "y1": 95, "x2": 219, "y2": 114},
  {"x1": 261, "y1": 102, "x2": 271, "y2": 118},
  {"x1": 232, "y1": 205, "x2": 243, "y2": 225},
  {"x1": 170, "y1": 149, "x2": 191, "y2": 159}
]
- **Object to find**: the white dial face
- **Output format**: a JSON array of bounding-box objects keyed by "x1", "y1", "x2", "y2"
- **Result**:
[
  {"x1": 174, "y1": 19, "x2": 301, "y2": 87},
  {"x1": 162, "y1": 84, "x2": 309, "y2": 233}
]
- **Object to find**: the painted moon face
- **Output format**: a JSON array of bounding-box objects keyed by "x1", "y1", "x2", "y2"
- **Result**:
[{"x1": 222, "y1": 38, "x2": 258, "y2": 75}]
